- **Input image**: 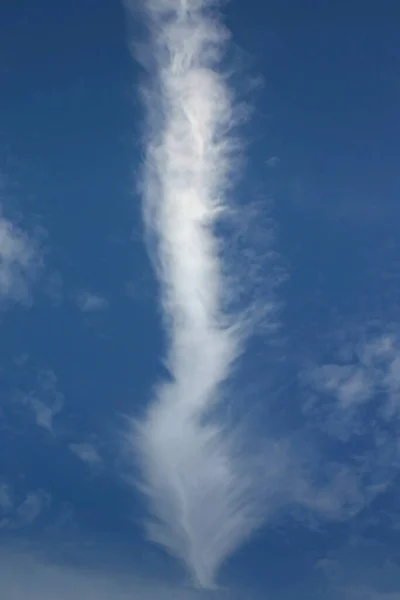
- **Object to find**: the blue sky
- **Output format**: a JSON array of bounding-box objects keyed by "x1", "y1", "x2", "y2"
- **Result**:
[{"x1": 1, "y1": 1, "x2": 400, "y2": 599}]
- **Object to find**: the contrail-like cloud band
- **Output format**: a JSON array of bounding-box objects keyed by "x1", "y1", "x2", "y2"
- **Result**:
[{"x1": 127, "y1": 0, "x2": 262, "y2": 588}]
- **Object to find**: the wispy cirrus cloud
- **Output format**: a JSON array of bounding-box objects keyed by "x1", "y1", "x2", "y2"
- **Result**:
[
  {"x1": 23, "y1": 370, "x2": 64, "y2": 433},
  {"x1": 122, "y1": 0, "x2": 393, "y2": 588},
  {"x1": 299, "y1": 326, "x2": 400, "y2": 524},
  {"x1": 265, "y1": 156, "x2": 280, "y2": 168},
  {"x1": 75, "y1": 291, "x2": 109, "y2": 312},
  {"x1": 0, "y1": 547, "x2": 244, "y2": 600},
  {"x1": 122, "y1": 0, "x2": 286, "y2": 587},
  {"x1": 69, "y1": 442, "x2": 102, "y2": 467},
  {"x1": 306, "y1": 330, "x2": 400, "y2": 422},
  {"x1": 0, "y1": 484, "x2": 51, "y2": 530},
  {"x1": 0, "y1": 213, "x2": 42, "y2": 306}
]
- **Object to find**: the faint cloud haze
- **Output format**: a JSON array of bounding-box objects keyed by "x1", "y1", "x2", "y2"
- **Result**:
[
  {"x1": 0, "y1": 212, "x2": 42, "y2": 305},
  {"x1": 0, "y1": 485, "x2": 51, "y2": 529},
  {"x1": 23, "y1": 370, "x2": 64, "y2": 433},
  {"x1": 307, "y1": 330, "x2": 400, "y2": 420},
  {"x1": 0, "y1": 548, "x2": 243, "y2": 600},
  {"x1": 266, "y1": 156, "x2": 280, "y2": 168},
  {"x1": 69, "y1": 442, "x2": 102, "y2": 467},
  {"x1": 76, "y1": 291, "x2": 109, "y2": 312}
]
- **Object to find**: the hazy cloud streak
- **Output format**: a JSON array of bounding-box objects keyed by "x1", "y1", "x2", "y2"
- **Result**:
[{"x1": 125, "y1": 0, "x2": 266, "y2": 587}]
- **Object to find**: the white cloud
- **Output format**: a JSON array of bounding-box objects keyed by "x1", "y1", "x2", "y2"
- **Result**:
[
  {"x1": 15, "y1": 491, "x2": 51, "y2": 525},
  {"x1": 0, "y1": 213, "x2": 41, "y2": 305},
  {"x1": 311, "y1": 363, "x2": 373, "y2": 409},
  {"x1": 307, "y1": 332, "x2": 400, "y2": 418},
  {"x1": 124, "y1": 0, "x2": 376, "y2": 587},
  {"x1": 0, "y1": 548, "x2": 241, "y2": 600},
  {"x1": 124, "y1": 0, "x2": 284, "y2": 588},
  {"x1": 23, "y1": 370, "x2": 64, "y2": 433},
  {"x1": 300, "y1": 329, "x2": 400, "y2": 527},
  {"x1": 28, "y1": 397, "x2": 63, "y2": 432},
  {"x1": 265, "y1": 156, "x2": 280, "y2": 168},
  {"x1": 76, "y1": 292, "x2": 109, "y2": 312},
  {"x1": 69, "y1": 443, "x2": 102, "y2": 466},
  {"x1": 0, "y1": 486, "x2": 51, "y2": 529}
]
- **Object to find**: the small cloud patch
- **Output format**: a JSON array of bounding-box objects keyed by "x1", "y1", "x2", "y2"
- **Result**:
[
  {"x1": 266, "y1": 156, "x2": 280, "y2": 168},
  {"x1": 23, "y1": 370, "x2": 64, "y2": 433},
  {"x1": 0, "y1": 485, "x2": 51, "y2": 529},
  {"x1": 76, "y1": 292, "x2": 109, "y2": 312},
  {"x1": 0, "y1": 213, "x2": 42, "y2": 306},
  {"x1": 308, "y1": 333, "x2": 400, "y2": 419},
  {"x1": 69, "y1": 442, "x2": 102, "y2": 467}
]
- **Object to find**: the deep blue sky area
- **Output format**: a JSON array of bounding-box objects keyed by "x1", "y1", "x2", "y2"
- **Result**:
[{"x1": 1, "y1": 1, "x2": 400, "y2": 599}]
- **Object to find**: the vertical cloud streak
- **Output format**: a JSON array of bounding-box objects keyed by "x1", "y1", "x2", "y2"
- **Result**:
[{"x1": 126, "y1": 0, "x2": 263, "y2": 588}]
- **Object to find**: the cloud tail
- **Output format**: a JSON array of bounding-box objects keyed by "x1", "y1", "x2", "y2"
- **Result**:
[{"x1": 126, "y1": 0, "x2": 262, "y2": 588}]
